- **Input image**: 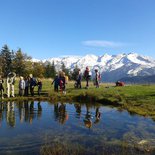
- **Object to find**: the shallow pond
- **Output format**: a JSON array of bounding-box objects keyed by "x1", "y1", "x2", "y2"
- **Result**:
[{"x1": 0, "y1": 101, "x2": 155, "y2": 155}]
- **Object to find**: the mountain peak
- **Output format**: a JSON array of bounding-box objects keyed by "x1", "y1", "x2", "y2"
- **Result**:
[{"x1": 33, "y1": 53, "x2": 155, "y2": 82}]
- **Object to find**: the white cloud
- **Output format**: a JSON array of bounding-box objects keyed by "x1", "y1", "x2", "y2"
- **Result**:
[{"x1": 82, "y1": 40, "x2": 125, "y2": 48}]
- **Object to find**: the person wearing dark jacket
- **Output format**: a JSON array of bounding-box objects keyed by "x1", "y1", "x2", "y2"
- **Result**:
[
  {"x1": 0, "y1": 75, "x2": 4, "y2": 99},
  {"x1": 84, "y1": 67, "x2": 91, "y2": 89},
  {"x1": 76, "y1": 69, "x2": 82, "y2": 88},
  {"x1": 37, "y1": 78, "x2": 42, "y2": 96},
  {"x1": 29, "y1": 74, "x2": 37, "y2": 96},
  {"x1": 52, "y1": 74, "x2": 59, "y2": 92}
]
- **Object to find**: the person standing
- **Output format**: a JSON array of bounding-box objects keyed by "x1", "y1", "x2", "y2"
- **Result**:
[
  {"x1": 84, "y1": 67, "x2": 91, "y2": 89},
  {"x1": 76, "y1": 69, "x2": 82, "y2": 88},
  {"x1": 52, "y1": 74, "x2": 59, "y2": 92},
  {"x1": 24, "y1": 76, "x2": 29, "y2": 96},
  {"x1": 94, "y1": 69, "x2": 100, "y2": 88},
  {"x1": 37, "y1": 78, "x2": 42, "y2": 96},
  {"x1": 29, "y1": 74, "x2": 37, "y2": 96},
  {"x1": 6, "y1": 72, "x2": 16, "y2": 97},
  {"x1": 61, "y1": 72, "x2": 67, "y2": 94},
  {"x1": 19, "y1": 76, "x2": 25, "y2": 96},
  {"x1": 0, "y1": 75, "x2": 4, "y2": 99}
]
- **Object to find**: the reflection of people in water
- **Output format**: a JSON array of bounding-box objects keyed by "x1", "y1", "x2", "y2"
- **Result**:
[
  {"x1": 37, "y1": 101, "x2": 42, "y2": 119},
  {"x1": 6, "y1": 101, "x2": 16, "y2": 127},
  {"x1": 29, "y1": 101, "x2": 35, "y2": 124},
  {"x1": 24, "y1": 100, "x2": 29, "y2": 122},
  {"x1": 59, "y1": 103, "x2": 68, "y2": 124},
  {"x1": 18, "y1": 101, "x2": 25, "y2": 123},
  {"x1": 83, "y1": 104, "x2": 92, "y2": 129},
  {"x1": 74, "y1": 103, "x2": 81, "y2": 118},
  {"x1": 55, "y1": 103, "x2": 68, "y2": 124},
  {"x1": 94, "y1": 107, "x2": 101, "y2": 124},
  {"x1": 0, "y1": 102, "x2": 4, "y2": 127},
  {"x1": 54, "y1": 103, "x2": 59, "y2": 121}
]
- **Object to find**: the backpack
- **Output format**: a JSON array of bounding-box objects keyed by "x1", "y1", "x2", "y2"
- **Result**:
[
  {"x1": 98, "y1": 72, "x2": 101, "y2": 80},
  {"x1": 65, "y1": 76, "x2": 68, "y2": 84}
]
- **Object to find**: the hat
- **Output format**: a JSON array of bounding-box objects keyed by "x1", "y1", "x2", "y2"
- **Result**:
[
  {"x1": 29, "y1": 74, "x2": 33, "y2": 78},
  {"x1": 20, "y1": 76, "x2": 23, "y2": 80}
]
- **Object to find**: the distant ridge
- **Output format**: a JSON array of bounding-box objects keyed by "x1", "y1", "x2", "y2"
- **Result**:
[
  {"x1": 119, "y1": 75, "x2": 155, "y2": 84},
  {"x1": 33, "y1": 53, "x2": 155, "y2": 82}
]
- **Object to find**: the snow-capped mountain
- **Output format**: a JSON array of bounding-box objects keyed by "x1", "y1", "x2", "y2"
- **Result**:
[{"x1": 36, "y1": 53, "x2": 155, "y2": 82}]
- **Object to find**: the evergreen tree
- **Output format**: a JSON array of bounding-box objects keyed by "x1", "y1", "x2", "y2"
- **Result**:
[
  {"x1": 61, "y1": 62, "x2": 69, "y2": 77},
  {"x1": 0, "y1": 44, "x2": 13, "y2": 77},
  {"x1": 0, "y1": 56, "x2": 2, "y2": 75},
  {"x1": 12, "y1": 48, "x2": 32, "y2": 77},
  {"x1": 71, "y1": 65, "x2": 79, "y2": 80},
  {"x1": 51, "y1": 61, "x2": 56, "y2": 78},
  {"x1": 33, "y1": 62, "x2": 45, "y2": 78},
  {"x1": 44, "y1": 62, "x2": 53, "y2": 78}
]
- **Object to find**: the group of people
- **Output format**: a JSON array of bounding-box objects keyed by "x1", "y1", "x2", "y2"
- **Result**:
[
  {"x1": 51, "y1": 67, "x2": 101, "y2": 94},
  {"x1": 18, "y1": 74, "x2": 42, "y2": 97},
  {"x1": 74, "y1": 67, "x2": 101, "y2": 89},
  {"x1": 52, "y1": 71, "x2": 68, "y2": 94},
  {"x1": 0, "y1": 66, "x2": 102, "y2": 99},
  {"x1": 0, "y1": 73, "x2": 42, "y2": 99}
]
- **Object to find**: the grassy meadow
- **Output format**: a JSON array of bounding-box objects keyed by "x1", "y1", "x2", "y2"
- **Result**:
[{"x1": 1, "y1": 78, "x2": 155, "y2": 120}]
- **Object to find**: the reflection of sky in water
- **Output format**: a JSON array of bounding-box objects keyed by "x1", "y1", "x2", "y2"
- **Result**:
[{"x1": 0, "y1": 101, "x2": 155, "y2": 155}]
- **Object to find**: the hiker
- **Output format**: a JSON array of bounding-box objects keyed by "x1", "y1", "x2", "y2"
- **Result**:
[
  {"x1": 60, "y1": 71, "x2": 66, "y2": 94},
  {"x1": 52, "y1": 74, "x2": 59, "y2": 92},
  {"x1": 75, "y1": 69, "x2": 82, "y2": 89},
  {"x1": 6, "y1": 72, "x2": 16, "y2": 97},
  {"x1": 29, "y1": 74, "x2": 37, "y2": 96},
  {"x1": 19, "y1": 76, "x2": 25, "y2": 96},
  {"x1": 84, "y1": 66, "x2": 91, "y2": 89},
  {"x1": 0, "y1": 75, "x2": 4, "y2": 99},
  {"x1": 94, "y1": 69, "x2": 101, "y2": 88},
  {"x1": 24, "y1": 76, "x2": 29, "y2": 96},
  {"x1": 37, "y1": 78, "x2": 42, "y2": 96}
]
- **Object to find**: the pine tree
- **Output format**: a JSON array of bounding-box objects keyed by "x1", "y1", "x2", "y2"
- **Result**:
[
  {"x1": 12, "y1": 48, "x2": 32, "y2": 77},
  {"x1": 44, "y1": 62, "x2": 53, "y2": 78},
  {"x1": 33, "y1": 62, "x2": 45, "y2": 78},
  {"x1": 0, "y1": 44, "x2": 13, "y2": 77},
  {"x1": 0, "y1": 56, "x2": 2, "y2": 75},
  {"x1": 51, "y1": 61, "x2": 56, "y2": 78},
  {"x1": 61, "y1": 62, "x2": 69, "y2": 76},
  {"x1": 71, "y1": 65, "x2": 79, "y2": 80}
]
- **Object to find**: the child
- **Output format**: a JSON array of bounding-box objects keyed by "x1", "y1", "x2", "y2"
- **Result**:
[{"x1": 37, "y1": 78, "x2": 42, "y2": 96}]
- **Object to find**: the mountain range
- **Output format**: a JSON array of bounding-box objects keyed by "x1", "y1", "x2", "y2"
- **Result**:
[{"x1": 33, "y1": 53, "x2": 155, "y2": 82}]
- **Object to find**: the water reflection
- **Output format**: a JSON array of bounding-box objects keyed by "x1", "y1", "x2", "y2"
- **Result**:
[
  {"x1": 74, "y1": 103, "x2": 81, "y2": 118},
  {"x1": 0, "y1": 101, "x2": 43, "y2": 127},
  {"x1": 54, "y1": 103, "x2": 68, "y2": 124},
  {"x1": 0, "y1": 101, "x2": 103, "y2": 127},
  {"x1": 6, "y1": 101, "x2": 15, "y2": 127},
  {"x1": 0, "y1": 101, "x2": 155, "y2": 155}
]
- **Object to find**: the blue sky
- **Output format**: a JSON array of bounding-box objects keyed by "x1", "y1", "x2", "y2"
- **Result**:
[{"x1": 0, "y1": 0, "x2": 155, "y2": 59}]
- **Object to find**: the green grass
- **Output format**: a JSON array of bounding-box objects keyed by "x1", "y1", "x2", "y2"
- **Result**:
[{"x1": 1, "y1": 79, "x2": 155, "y2": 119}]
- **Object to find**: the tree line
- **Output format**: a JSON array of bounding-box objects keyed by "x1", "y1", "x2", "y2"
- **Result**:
[{"x1": 0, "y1": 44, "x2": 76, "y2": 79}]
